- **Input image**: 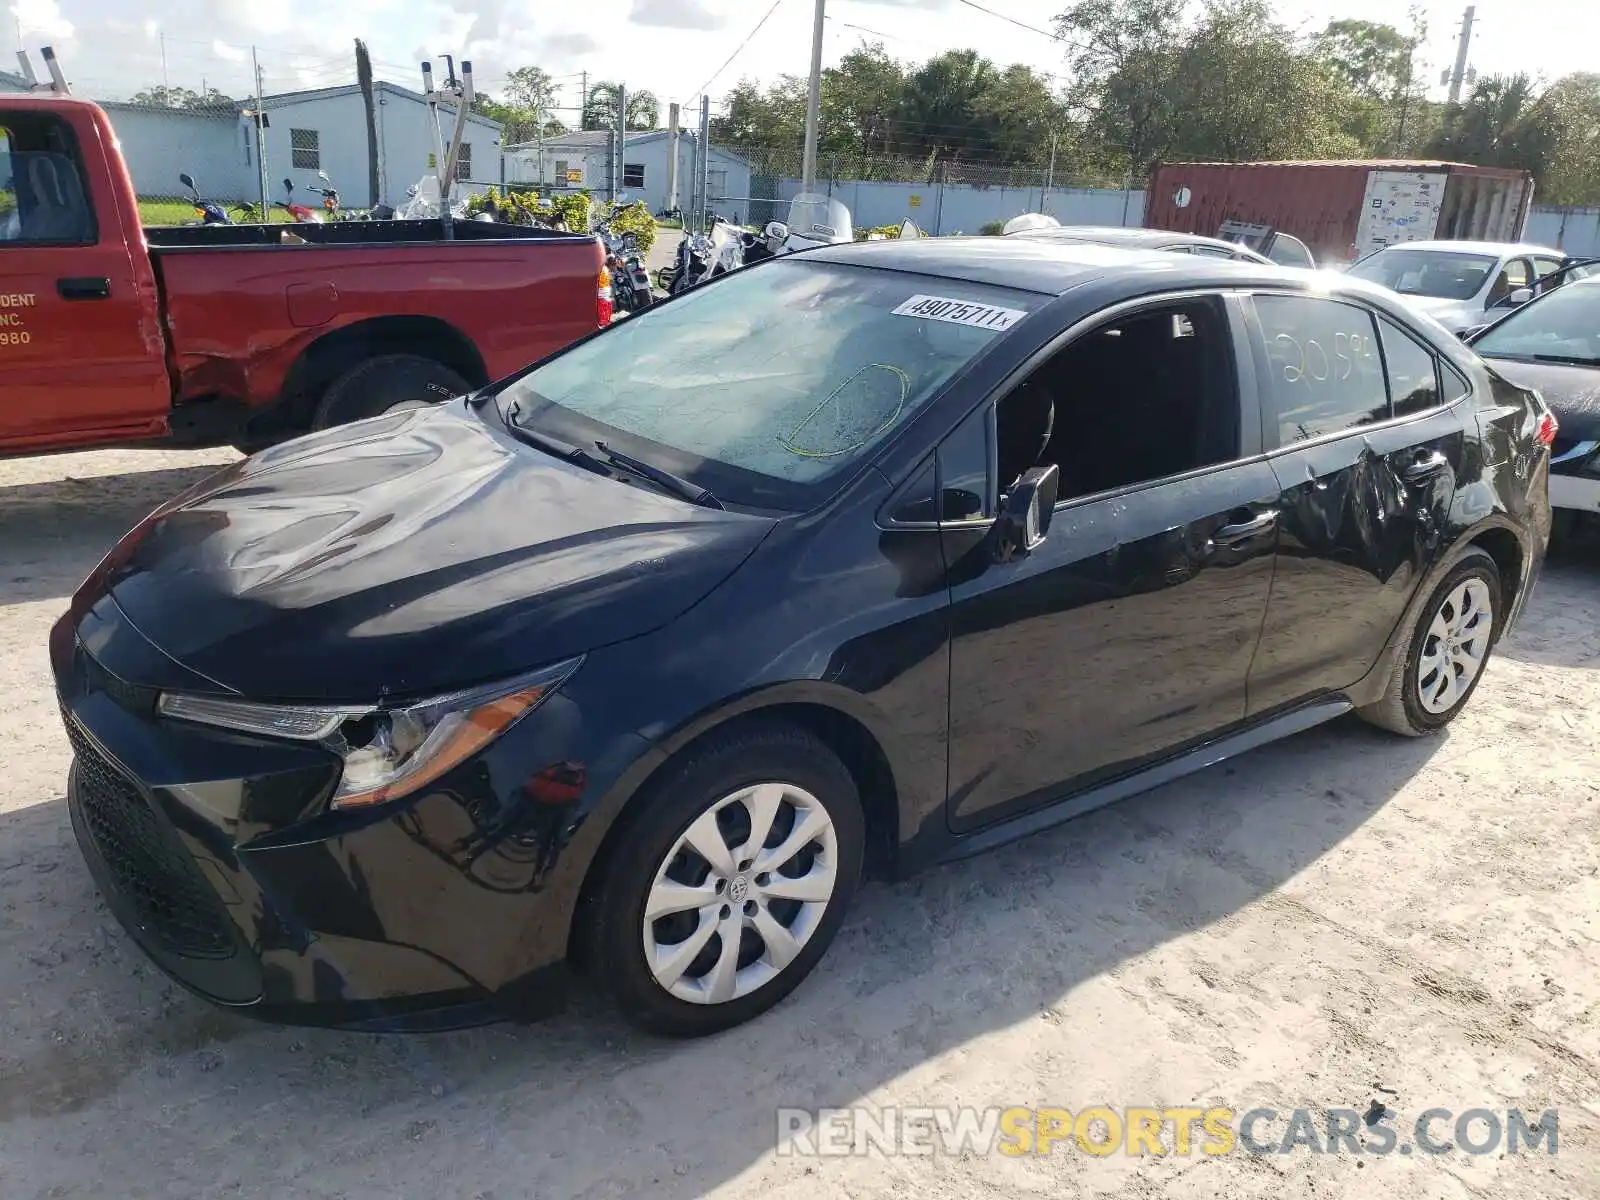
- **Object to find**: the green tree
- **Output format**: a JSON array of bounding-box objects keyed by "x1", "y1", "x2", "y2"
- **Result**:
[
  {"x1": 1055, "y1": 0, "x2": 1187, "y2": 178},
  {"x1": 582, "y1": 82, "x2": 661, "y2": 131},
  {"x1": 472, "y1": 65, "x2": 561, "y2": 145},
  {"x1": 129, "y1": 85, "x2": 235, "y2": 110},
  {"x1": 1537, "y1": 73, "x2": 1600, "y2": 204},
  {"x1": 1427, "y1": 73, "x2": 1560, "y2": 183}
]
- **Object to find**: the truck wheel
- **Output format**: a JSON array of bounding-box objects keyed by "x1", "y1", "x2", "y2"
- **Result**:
[{"x1": 313, "y1": 354, "x2": 470, "y2": 430}]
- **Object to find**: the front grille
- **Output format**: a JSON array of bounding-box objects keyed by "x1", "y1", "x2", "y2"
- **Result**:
[{"x1": 66, "y1": 720, "x2": 235, "y2": 960}]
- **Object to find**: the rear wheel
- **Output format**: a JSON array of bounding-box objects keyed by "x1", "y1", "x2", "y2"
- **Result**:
[
  {"x1": 1358, "y1": 550, "x2": 1502, "y2": 736},
  {"x1": 580, "y1": 722, "x2": 864, "y2": 1036},
  {"x1": 312, "y1": 354, "x2": 470, "y2": 430}
]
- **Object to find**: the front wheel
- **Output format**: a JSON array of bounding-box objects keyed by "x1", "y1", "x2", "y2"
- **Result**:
[
  {"x1": 580, "y1": 722, "x2": 864, "y2": 1036},
  {"x1": 1358, "y1": 549, "x2": 1503, "y2": 736}
]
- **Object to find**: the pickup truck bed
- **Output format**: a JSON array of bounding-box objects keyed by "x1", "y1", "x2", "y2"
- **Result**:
[{"x1": 1, "y1": 93, "x2": 607, "y2": 458}]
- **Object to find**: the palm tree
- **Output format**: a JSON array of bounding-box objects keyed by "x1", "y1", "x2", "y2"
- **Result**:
[{"x1": 582, "y1": 83, "x2": 662, "y2": 131}]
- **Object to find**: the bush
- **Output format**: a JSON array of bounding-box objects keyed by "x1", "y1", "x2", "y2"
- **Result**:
[
  {"x1": 980, "y1": 221, "x2": 1005, "y2": 236},
  {"x1": 550, "y1": 191, "x2": 591, "y2": 232},
  {"x1": 604, "y1": 200, "x2": 656, "y2": 253},
  {"x1": 854, "y1": 224, "x2": 909, "y2": 242}
]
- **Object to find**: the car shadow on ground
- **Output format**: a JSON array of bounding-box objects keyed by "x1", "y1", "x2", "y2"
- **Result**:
[
  {"x1": 0, "y1": 464, "x2": 229, "y2": 606},
  {"x1": 0, "y1": 713, "x2": 1446, "y2": 1197}
]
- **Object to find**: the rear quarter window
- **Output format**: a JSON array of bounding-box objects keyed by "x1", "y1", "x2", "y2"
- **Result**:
[
  {"x1": 1378, "y1": 318, "x2": 1442, "y2": 416},
  {"x1": 1253, "y1": 294, "x2": 1389, "y2": 445}
]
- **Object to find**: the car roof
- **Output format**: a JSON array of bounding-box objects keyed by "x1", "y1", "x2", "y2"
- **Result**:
[
  {"x1": 1010, "y1": 225, "x2": 1264, "y2": 256},
  {"x1": 802, "y1": 236, "x2": 1358, "y2": 299},
  {"x1": 1368, "y1": 240, "x2": 1563, "y2": 257}
]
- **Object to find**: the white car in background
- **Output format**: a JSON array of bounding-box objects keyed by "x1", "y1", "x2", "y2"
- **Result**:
[{"x1": 1343, "y1": 240, "x2": 1571, "y2": 337}]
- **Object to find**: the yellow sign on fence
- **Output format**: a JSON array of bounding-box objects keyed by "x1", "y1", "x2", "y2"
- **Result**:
[
  {"x1": 566, "y1": 168, "x2": 584, "y2": 184},
  {"x1": 909, "y1": 195, "x2": 922, "y2": 208}
]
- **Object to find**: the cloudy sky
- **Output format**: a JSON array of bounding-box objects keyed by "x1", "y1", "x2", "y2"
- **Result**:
[{"x1": 8, "y1": 0, "x2": 1592, "y2": 118}]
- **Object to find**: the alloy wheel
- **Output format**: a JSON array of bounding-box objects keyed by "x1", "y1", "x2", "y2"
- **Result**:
[
  {"x1": 641, "y1": 782, "x2": 839, "y2": 1005},
  {"x1": 1416, "y1": 577, "x2": 1494, "y2": 714}
]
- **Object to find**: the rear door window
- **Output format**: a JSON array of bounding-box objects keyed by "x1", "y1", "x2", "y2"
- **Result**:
[
  {"x1": 1379, "y1": 319, "x2": 1442, "y2": 416},
  {"x1": 1252, "y1": 295, "x2": 1388, "y2": 445}
]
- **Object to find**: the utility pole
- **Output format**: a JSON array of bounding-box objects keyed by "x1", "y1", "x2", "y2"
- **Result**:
[
  {"x1": 697, "y1": 94, "x2": 711, "y2": 229},
  {"x1": 1445, "y1": 6, "x2": 1475, "y2": 105},
  {"x1": 666, "y1": 101, "x2": 681, "y2": 213},
  {"x1": 615, "y1": 83, "x2": 627, "y2": 203},
  {"x1": 579, "y1": 70, "x2": 588, "y2": 129},
  {"x1": 800, "y1": 0, "x2": 826, "y2": 192},
  {"x1": 253, "y1": 49, "x2": 268, "y2": 218},
  {"x1": 160, "y1": 32, "x2": 168, "y2": 92}
]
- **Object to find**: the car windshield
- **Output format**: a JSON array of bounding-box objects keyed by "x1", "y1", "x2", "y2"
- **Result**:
[
  {"x1": 495, "y1": 259, "x2": 1038, "y2": 510},
  {"x1": 1472, "y1": 282, "x2": 1600, "y2": 367},
  {"x1": 1346, "y1": 248, "x2": 1498, "y2": 300}
]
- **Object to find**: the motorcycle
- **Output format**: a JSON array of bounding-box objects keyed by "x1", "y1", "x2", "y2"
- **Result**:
[
  {"x1": 595, "y1": 218, "x2": 653, "y2": 314},
  {"x1": 275, "y1": 177, "x2": 324, "y2": 224},
  {"x1": 766, "y1": 192, "x2": 855, "y2": 255},
  {"x1": 178, "y1": 172, "x2": 233, "y2": 225},
  {"x1": 656, "y1": 213, "x2": 753, "y2": 295},
  {"x1": 310, "y1": 169, "x2": 356, "y2": 220}
]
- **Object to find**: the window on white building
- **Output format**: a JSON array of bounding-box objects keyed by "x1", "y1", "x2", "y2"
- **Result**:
[
  {"x1": 623, "y1": 163, "x2": 645, "y2": 188},
  {"x1": 290, "y1": 128, "x2": 320, "y2": 171},
  {"x1": 452, "y1": 141, "x2": 472, "y2": 180}
]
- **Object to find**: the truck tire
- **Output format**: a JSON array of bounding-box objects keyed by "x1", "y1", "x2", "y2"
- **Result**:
[{"x1": 313, "y1": 354, "x2": 470, "y2": 430}]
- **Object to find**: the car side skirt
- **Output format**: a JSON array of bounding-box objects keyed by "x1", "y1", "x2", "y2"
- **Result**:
[{"x1": 933, "y1": 697, "x2": 1353, "y2": 865}]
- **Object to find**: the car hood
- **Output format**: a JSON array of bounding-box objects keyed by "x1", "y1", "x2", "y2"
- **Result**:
[
  {"x1": 1400, "y1": 294, "x2": 1477, "y2": 328},
  {"x1": 101, "y1": 402, "x2": 775, "y2": 702},
  {"x1": 1482, "y1": 357, "x2": 1600, "y2": 440}
]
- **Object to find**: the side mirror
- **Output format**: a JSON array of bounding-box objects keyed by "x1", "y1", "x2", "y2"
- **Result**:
[
  {"x1": 1460, "y1": 324, "x2": 1489, "y2": 341},
  {"x1": 283, "y1": 178, "x2": 294, "y2": 196},
  {"x1": 318, "y1": 170, "x2": 330, "y2": 182},
  {"x1": 1497, "y1": 287, "x2": 1533, "y2": 309},
  {"x1": 765, "y1": 221, "x2": 789, "y2": 242},
  {"x1": 994, "y1": 464, "x2": 1060, "y2": 561},
  {"x1": 179, "y1": 172, "x2": 195, "y2": 190}
]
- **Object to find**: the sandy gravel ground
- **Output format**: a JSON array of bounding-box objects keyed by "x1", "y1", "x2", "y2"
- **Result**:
[{"x1": 2, "y1": 446, "x2": 1598, "y2": 1199}]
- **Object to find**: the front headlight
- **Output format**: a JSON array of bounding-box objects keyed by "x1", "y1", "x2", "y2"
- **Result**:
[{"x1": 157, "y1": 658, "x2": 582, "y2": 810}]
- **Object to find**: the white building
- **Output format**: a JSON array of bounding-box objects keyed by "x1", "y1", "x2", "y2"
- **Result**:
[
  {"x1": 507, "y1": 128, "x2": 755, "y2": 222},
  {"x1": 89, "y1": 80, "x2": 502, "y2": 207},
  {"x1": 256, "y1": 82, "x2": 503, "y2": 208}
]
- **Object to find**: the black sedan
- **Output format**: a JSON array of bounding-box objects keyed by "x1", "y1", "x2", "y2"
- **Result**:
[
  {"x1": 1467, "y1": 273, "x2": 1600, "y2": 535},
  {"x1": 55, "y1": 238, "x2": 1553, "y2": 1037}
]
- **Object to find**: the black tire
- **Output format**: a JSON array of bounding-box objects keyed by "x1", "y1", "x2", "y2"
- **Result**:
[
  {"x1": 1357, "y1": 549, "x2": 1503, "y2": 736},
  {"x1": 580, "y1": 721, "x2": 865, "y2": 1037},
  {"x1": 312, "y1": 354, "x2": 470, "y2": 430}
]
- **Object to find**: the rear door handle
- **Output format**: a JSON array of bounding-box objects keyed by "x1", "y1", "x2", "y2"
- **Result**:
[
  {"x1": 57, "y1": 276, "x2": 110, "y2": 301},
  {"x1": 1211, "y1": 510, "x2": 1278, "y2": 545},
  {"x1": 1402, "y1": 451, "x2": 1450, "y2": 483}
]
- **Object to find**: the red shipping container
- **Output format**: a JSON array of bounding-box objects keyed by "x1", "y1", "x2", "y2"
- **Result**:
[{"x1": 1144, "y1": 160, "x2": 1535, "y2": 265}]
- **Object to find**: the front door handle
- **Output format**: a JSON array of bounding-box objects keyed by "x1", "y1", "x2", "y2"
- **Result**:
[
  {"x1": 57, "y1": 276, "x2": 110, "y2": 300},
  {"x1": 1402, "y1": 450, "x2": 1450, "y2": 483},
  {"x1": 1211, "y1": 510, "x2": 1278, "y2": 545}
]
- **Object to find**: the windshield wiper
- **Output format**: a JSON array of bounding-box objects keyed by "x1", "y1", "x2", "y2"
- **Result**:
[
  {"x1": 1529, "y1": 353, "x2": 1600, "y2": 367},
  {"x1": 597, "y1": 441, "x2": 723, "y2": 509},
  {"x1": 503, "y1": 401, "x2": 722, "y2": 508},
  {"x1": 501, "y1": 412, "x2": 611, "y2": 473}
]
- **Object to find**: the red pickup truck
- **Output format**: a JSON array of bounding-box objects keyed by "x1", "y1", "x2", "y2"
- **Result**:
[{"x1": 1, "y1": 93, "x2": 608, "y2": 457}]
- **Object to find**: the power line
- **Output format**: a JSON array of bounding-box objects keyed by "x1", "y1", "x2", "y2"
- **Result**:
[
  {"x1": 690, "y1": 0, "x2": 789, "y2": 101},
  {"x1": 953, "y1": 0, "x2": 1061, "y2": 41}
]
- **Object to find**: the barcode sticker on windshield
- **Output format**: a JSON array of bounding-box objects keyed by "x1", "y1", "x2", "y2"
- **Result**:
[{"x1": 892, "y1": 294, "x2": 1027, "y2": 331}]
